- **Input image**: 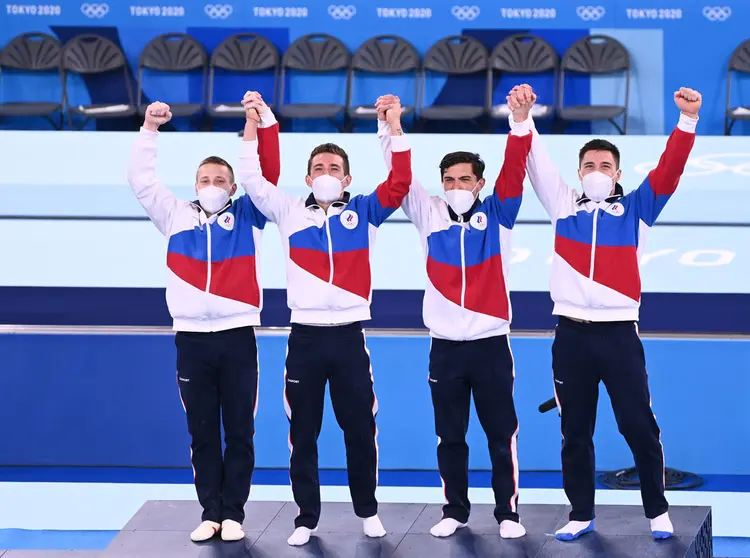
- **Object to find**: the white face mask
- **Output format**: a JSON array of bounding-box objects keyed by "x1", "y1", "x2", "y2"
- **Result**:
[
  {"x1": 581, "y1": 171, "x2": 615, "y2": 203},
  {"x1": 311, "y1": 174, "x2": 344, "y2": 203},
  {"x1": 198, "y1": 185, "x2": 230, "y2": 214},
  {"x1": 445, "y1": 189, "x2": 477, "y2": 215}
]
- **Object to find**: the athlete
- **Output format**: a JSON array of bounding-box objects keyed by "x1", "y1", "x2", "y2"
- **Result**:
[
  {"x1": 127, "y1": 101, "x2": 279, "y2": 543},
  {"x1": 374, "y1": 94, "x2": 532, "y2": 539},
  {"x1": 506, "y1": 84, "x2": 701, "y2": 541},
  {"x1": 237, "y1": 91, "x2": 412, "y2": 546}
]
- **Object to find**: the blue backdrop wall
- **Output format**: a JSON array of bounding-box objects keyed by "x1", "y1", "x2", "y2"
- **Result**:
[
  {"x1": 1, "y1": 0, "x2": 749, "y2": 135},
  {"x1": 0, "y1": 331, "x2": 748, "y2": 475}
]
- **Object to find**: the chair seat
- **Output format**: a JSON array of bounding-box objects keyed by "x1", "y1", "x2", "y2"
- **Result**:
[
  {"x1": 138, "y1": 103, "x2": 203, "y2": 118},
  {"x1": 0, "y1": 102, "x2": 61, "y2": 116},
  {"x1": 420, "y1": 105, "x2": 485, "y2": 120},
  {"x1": 348, "y1": 105, "x2": 415, "y2": 119},
  {"x1": 491, "y1": 103, "x2": 554, "y2": 119},
  {"x1": 559, "y1": 105, "x2": 625, "y2": 121},
  {"x1": 728, "y1": 106, "x2": 750, "y2": 119},
  {"x1": 277, "y1": 104, "x2": 345, "y2": 119},
  {"x1": 70, "y1": 104, "x2": 136, "y2": 118},
  {"x1": 209, "y1": 103, "x2": 275, "y2": 118}
]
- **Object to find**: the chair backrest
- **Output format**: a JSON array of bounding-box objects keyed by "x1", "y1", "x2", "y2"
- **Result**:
[
  {"x1": 491, "y1": 34, "x2": 558, "y2": 74},
  {"x1": 139, "y1": 33, "x2": 207, "y2": 71},
  {"x1": 561, "y1": 35, "x2": 629, "y2": 74},
  {"x1": 423, "y1": 35, "x2": 488, "y2": 75},
  {"x1": 0, "y1": 32, "x2": 61, "y2": 71},
  {"x1": 352, "y1": 35, "x2": 419, "y2": 74},
  {"x1": 62, "y1": 34, "x2": 126, "y2": 74},
  {"x1": 729, "y1": 39, "x2": 750, "y2": 73},
  {"x1": 211, "y1": 33, "x2": 278, "y2": 72},
  {"x1": 282, "y1": 34, "x2": 350, "y2": 72}
]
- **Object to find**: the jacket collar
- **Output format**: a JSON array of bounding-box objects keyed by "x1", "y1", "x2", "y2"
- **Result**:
[
  {"x1": 577, "y1": 182, "x2": 624, "y2": 205},
  {"x1": 305, "y1": 191, "x2": 351, "y2": 209},
  {"x1": 192, "y1": 199, "x2": 233, "y2": 215},
  {"x1": 447, "y1": 196, "x2": 482, "y2": 222}
]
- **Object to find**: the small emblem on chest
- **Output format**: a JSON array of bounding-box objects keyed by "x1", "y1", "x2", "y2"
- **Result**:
[
  {"x1": 217, "y1": 212, "x2": 235, "y2": 230},
  {"x1": 605, "y1": 203, "x2": 625, "y2": 217},
  {"x1": 470, "y1": 211, "x2": 488, "y2": 230},
  {"x1": 340, "y1": 210, "x2": 359, "y2": 229}
]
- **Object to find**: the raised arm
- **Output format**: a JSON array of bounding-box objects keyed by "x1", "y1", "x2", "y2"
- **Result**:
[
  {"x1": 126, "y1": 102, "x2": 187, "y2": 236},
  {"x1": 238, "y1": 93, "x2": 293, "y2": 224},
  {"x1": 633, "y1": 88, "x2": 700, "y2": 226},
  {"x1": 357, "y1": 97, "x2": 412, "y2": 226},
  {"x1": 508, "y1": 84, "x2": 574, "y2": 221},
  {"x1": 374, "y1": 94, "x2": 431, "y2": 231},
  {"x1": 484, "y1": 90, "x2": 533, "y2": 229},
  {"x1": 256, "y1": 98, "x2": 281, "y2": 186}
]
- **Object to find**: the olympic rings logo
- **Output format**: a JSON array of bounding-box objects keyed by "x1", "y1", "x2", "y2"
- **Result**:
[
  {"x1": 80, "y1": 2, "x2": 109, "y2": 17},
  {"x1": 634, "y1": 153, "x2": 750, "y2": 177},
  {"x1": 702, "y1": 6, "x2": 731, "y2": 21},
  {"x1": 327, "y1": 4, "x2": 355, "y2": 19},
  {"x1": 576, "y1": 5, "x2": 605, "y2": 21},
  {"x1": 204, "y1": 3, "x2": 232, "y2": 19},
  {"x1": 451, "y1": 5, "x2": 480, "y2": 21}
]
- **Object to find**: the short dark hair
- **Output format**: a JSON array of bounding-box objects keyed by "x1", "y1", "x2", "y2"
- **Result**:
[
  {"x1": 439, "y1": 151, "x2": 485, "y2": 180},
  {"x1": 198, "y1": 156, "x2": 234, "y2": 182},
  {"x1": 307, "y1": 143, "x2": 350, "y2": 175},
  {"x1": 578, "y1": 139, "x2": 620, "y2": 168}
]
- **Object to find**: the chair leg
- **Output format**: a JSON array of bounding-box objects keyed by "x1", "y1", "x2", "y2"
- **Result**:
[{"x1": 610, "y1": 118, "x2": 624, "y2": 135}]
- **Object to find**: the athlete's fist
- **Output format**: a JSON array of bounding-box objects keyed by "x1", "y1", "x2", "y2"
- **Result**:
[
  {"x1": 144, "y1": 101, "x2": 171, "y2": 131},
  {"x1": 506, "y1": 84, "x2": 536, "y2": 122},
  {"x1": 674, "y1": 87, "x2": 701, "y2": 118}
]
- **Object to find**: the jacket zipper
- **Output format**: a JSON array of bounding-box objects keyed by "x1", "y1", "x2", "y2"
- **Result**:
[
  {"x1": 325, "y1": 216, "x2": 334, "y2": 283},
  {"x1": 205, "y1": 215, "x2": 212, "y2": 292},
  {"x1": 587, "y1": 207, "x2": 599, "y2": 306},
  {"x1": 459, "y1": 218, "x2": 466, "y2": 308}
]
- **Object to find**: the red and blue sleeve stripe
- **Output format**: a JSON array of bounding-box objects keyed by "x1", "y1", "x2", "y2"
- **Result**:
[
  {"x1": 361, "y1": 148, "x2": 412, "y2": 227},
  {"x1": 634, "y1": 126, "x2": 695, "y2": 227},
  {"x1": 484, "y1": 131, "x2": 532, "y2": 229}
]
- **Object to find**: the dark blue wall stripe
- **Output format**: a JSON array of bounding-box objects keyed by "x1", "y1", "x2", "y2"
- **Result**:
[{"x1": 0, "y1": 287, "x2": 747, "y2": 334}]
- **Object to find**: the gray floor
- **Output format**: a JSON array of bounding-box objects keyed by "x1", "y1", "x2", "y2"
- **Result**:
[{"x1": 96, "y1": 501, "x2": 713, "y2": 557}]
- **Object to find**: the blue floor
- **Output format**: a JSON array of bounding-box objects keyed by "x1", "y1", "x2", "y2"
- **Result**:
[{"x1": 0, "y1": 529, "x2": 118, "y2": 550}]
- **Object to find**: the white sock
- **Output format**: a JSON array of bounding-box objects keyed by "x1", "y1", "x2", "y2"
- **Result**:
[
  {"x1": 430, "y1": 518, "x2": 467, "y2": 538},
  {"x1": 651, "y1": 512, "x2": 674, "y2": 539},
  {"x1": 190, "y1": 520, "x2": 220, "y2": 542},
  {"x1": 220, "y1": 519, "x2": 244, "y2": 541},
  {"x1": 499, "y1": 520, "x2": 526, "y2": 539},
  {"x1": 555, "y1": 520, "x2": 595, "y2": 541},
  {"x1": 363, "y1": 515, "x2": 387, "y2": 538},
  {"x1": 287, "y1": 526, "x2": 316, "y2": 546}
]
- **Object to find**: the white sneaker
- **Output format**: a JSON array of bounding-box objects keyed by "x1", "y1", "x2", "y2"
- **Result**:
[
  {"x1": 363, "y1": 515, "x2": 386, "y2": 538},
  {"x1": 651, "y1": 512, "x2": 674, "y2": 540},
  {"x1": 430, "y1": 518, "x2": 467, "y2": 538},
  {"x1": 499, "y1": 519, "x2": 526, "y2": 539},
  {"x1": 555, "y1": 520, "x2": 595, "y2": 541},
  {"x1": 221, "y1": 519, "x2": 245, "y2": 541},
  {"x1": 190, "y1": 520, "x2": 220, "y2": 542},
  {"x1": 287, "y1": 526, "x2": 317, "y2": 546}
]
